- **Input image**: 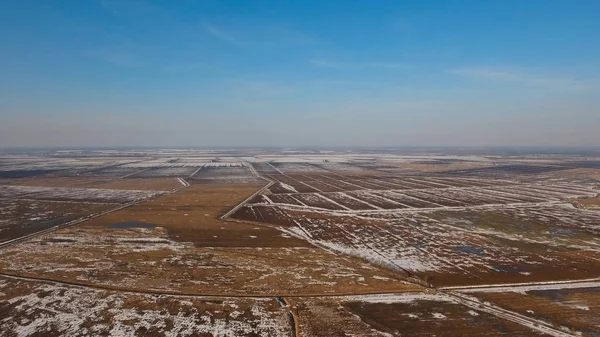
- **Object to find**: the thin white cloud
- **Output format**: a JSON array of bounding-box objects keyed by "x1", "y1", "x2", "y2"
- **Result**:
[
  {"x1": 362, "y1": 62, "x2": 413, "y2": 69},
  {"x1": 309, "y1": 58, "x2": 343, "y2": 68},
  {"x1": 309, "y1": 58, "x2": 411, "y2": 69},
  {"x1": 202, "y1": 21, "x2": 242, "y2": 46},
  {"x1": 450, "y1": 66, "x2": 589, "y2": 91}
]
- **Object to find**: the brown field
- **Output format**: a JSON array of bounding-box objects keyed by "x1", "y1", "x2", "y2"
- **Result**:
[
  {"x1": 469, "y1": 287, "x2": 600, "y2": 335},
  {"x1": 294, "y1": 295, "x2": 547, "y2": 336},
  {"x1": 294, "y1": 299, "x2": 395, "y2": 336},
  {"x1": 235, "y1": 191, "x2": 600, "y2": 287},
  {"x1": 0, "y1": 183, "x2": 421, "y2": 296},
  {"x1": 344, "y1": 301, "x2": 547, "y2": 336},
  {"x1": 548, "y1": 168, "x2": 600, "y2": 182},
  {"x1": 0, "y1": 199, "x2": 116, "y2": 243},
  {"x1": 74, "y1": 183, "x2": 311, "y2": 247},
  {"x1": 574, "y1": 196, "x2": 600, "y2": 208}
]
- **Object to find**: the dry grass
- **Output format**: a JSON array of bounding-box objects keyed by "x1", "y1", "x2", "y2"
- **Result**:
[
  {"x1": 295, "y1": 297, "x2": 545, "y2": 336},
  {"x1": 77, "y1": 183, "x2": 311, "y2": 247},
  {"x1": 342, "y1": 300, "x2": 547, "y2": 336},
  {"x1": 0, "y1": 199, "x2": 116, "y2": 242},
  {"x1": 0, "y1": 232, "x2": 419, "y2": 295},
  {"x1": 573, "y1": 197, "x2": 600, "y2": 208},
  {"x1": 473, "y1": 288, "x2": 600, "y2": 335},
  {"x1": 547, "y1": 168, "x2": 600, "y2": 183},
  {"x1": 0, "y1": 184, "x2": 421, "y2": 296}
]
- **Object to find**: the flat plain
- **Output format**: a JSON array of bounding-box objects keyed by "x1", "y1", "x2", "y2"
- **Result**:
[{"x1": 0, "y1": 148, "x2": 599, "y2": 336}]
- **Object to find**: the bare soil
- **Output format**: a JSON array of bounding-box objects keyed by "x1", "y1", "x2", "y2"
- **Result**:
[{"x1": 473, "y1": 288, "x2": 600, "y2": 335}]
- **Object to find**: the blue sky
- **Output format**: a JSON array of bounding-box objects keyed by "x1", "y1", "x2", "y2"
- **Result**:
[{"x1": 1, "y1": 0, "x2": 599, "y2": 147}]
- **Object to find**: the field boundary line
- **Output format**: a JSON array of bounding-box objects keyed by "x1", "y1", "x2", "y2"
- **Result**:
[
  {"x1": 120, "y1": 167, "x2": 152, "y2": 178},
  {"x1": 177, "y1": 177, "x2": 190, "y2": 187},
  {"x1": 444, "y1": 291, "x2": 575, "y2": 337},
  {"x1": 188, "y1": 165, "x2": 204, "y2": 178},
  {"x1": 219, "y1": 161, "x2": 274, "y2": 220},
  {"x1": 440, "y1": 277, "x2": 600, "y2": 291},
  {"x1": 0, "y1": 184, "x2": 189, "y2": 249}
]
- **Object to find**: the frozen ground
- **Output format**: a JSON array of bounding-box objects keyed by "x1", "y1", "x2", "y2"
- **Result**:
[
  {"x1": 0, "y1": 149, "x2": 599, "y2": 336},
  {"x1": 0, "y1": 277, "x2": 289, "y2": 337}
]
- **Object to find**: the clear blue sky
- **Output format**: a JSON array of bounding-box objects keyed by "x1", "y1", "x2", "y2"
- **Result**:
[{"x1": 1, "y1": 0, "x2": 599, "y2": 147}]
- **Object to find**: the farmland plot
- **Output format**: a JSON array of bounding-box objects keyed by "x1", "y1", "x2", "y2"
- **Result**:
[
  {"x1": 296, "y1": 178, "x2": 344, "y2": 192},
  {"x1": 400, "y1": 189, "x2": 468, "y2": 207},
  {"x1": 5, "y1": 176, "x2": 182, "y2": 191},
  {"x1": 461, "y1": 286, "x2": 600, "y2": 336},
  {"x1": 266, "y1": 194, "x2": 305, "y2": 206},
  {"x1": 312, "y1": 162, "x2": 364, "y2": 172},
  {"x1": 310, "y1": 176, "x2": 365, "y2": 191},
  {"x1": 192, "y1": 166, "x2": 262, "y2": 184},
  {"x1": 80, "y1": 165, "x2": 144, "y2": 177},
  {"x1": 337, "y1": 178, "x2": 391, "y2": 190},
  {"x1": 270, "y1": 162, "x2": 329, "y2": 174},
  {"x1": 0, "y1": 185, "x2": 165, "y2": 203},
  {"x1": 346, "y1": 190, "x2": 407, "y2": 209},
  {"x1": 0, "y1": 200, "x2": 115, "y2": 243},
  {"x1": 322, "y1": 192, "x2": 379, "y2": 210},
  {"x1": 251, "y1": 162, "x2": 280, "y2": 174},
  {"x1": 0, "y1": 169, "x2": 62, "y2": 179},
  {"x1": 377, "y1": 190, "x2": 442, "y2": 208},
  {"x1": 236, "y1": 203, "x2": 600, "y2": 286},
  {"x1": 495, "y1": 204, "x2": 600, "y2": 236},
  {"x1": 418, "y1": 188, "x2": 516, "y2": 206},
  {"x1": 431, "y1": 207, "x2": 600, "y2": 246},
  {"x1": 291, "y1": 193, "x2": 346, "y2": 210},
  {"x1": 131, "y1": 166, "x2": 198, "y2": 178},
  {"x1": 296, "y1": 293, "x2": 547, "y2": 336},
  {"x1": 0, "y1": 224, "x2": 417, "y2": 296},
  {"x1": 0, "y1": 183, "x2": 418, "y2": 296},
  {"x1": 265, "y1": 175, "x2": 319, "y2": 193}
]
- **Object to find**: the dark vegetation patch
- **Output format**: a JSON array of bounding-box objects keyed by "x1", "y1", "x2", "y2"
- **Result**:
[
  {"x1": 0, "y1": 170, "x2": 59, "y2": 178},
  {"x1": 111, "y1": 222, "x2": 157, "y2": 229},
  {"x1": 448, "y1": 164, "x2": 571, "y2": 176},
  {"x1": 342, "y1": 301, "x2": 542, "y2": 336}
]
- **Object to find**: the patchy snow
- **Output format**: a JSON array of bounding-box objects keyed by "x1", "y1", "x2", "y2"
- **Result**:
[
  {"x1": 452, "y1": 281, "x2": 600, "y2": 294},
  {"x1": 279, "y1": 182, "x2": 298, "y2": 193},
  {"x1": 338, "y1": 293, "x2": 455, "y2": 304},
  {"x1": 0, "y1": 184, "x2": 165, "y2": 203},
  {"x1": 0, "y1": 279, "x2": 289, "y2": 337},
  {"x1": 569, "y1": 304, "x2": 589, "y2": 311}
]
